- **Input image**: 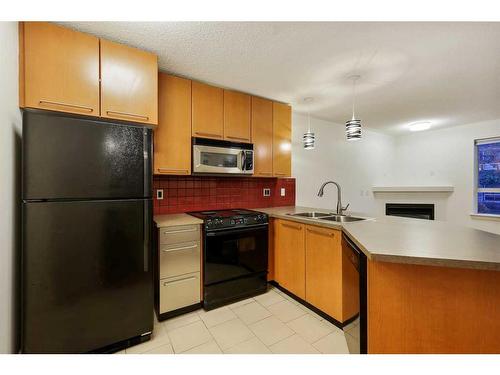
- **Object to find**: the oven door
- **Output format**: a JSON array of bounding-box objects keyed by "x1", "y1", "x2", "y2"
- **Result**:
[
  {"x1": 204, "y1": 224, "x2": 268, "y2": 286},
  {"x1": 193, "y1": 144, "x2": 249, "y2": 174}
]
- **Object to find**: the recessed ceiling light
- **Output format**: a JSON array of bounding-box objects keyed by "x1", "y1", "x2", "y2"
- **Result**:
[{"x1": 409, "y1": 121, "x2": 431, "y2": 132}]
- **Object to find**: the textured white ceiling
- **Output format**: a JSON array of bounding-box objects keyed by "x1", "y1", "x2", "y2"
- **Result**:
[{"x1": 60, "y1": 22, "x2": 500, "y2": 134}]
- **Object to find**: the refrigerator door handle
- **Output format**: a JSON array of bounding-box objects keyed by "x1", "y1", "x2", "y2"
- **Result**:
[{"x1": 143, "y1": 201, "x2": 150, "y2": 272}]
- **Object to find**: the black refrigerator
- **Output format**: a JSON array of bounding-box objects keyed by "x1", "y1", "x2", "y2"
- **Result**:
[{"x1": 21, "y1": 110, "x2": 154, "y2": 353}]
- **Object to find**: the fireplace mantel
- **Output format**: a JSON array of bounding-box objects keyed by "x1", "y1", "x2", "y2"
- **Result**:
[{"x1": 372, "y1": 186, "x2": 454, "y2": 193}]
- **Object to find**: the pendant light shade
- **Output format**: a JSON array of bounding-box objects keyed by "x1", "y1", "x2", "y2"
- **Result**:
[
  {"x1": 303, "y1": 131, "x2": 315, "y2": 149},
  {"x1": 302, "y1": 98, "x2": 315, "y2": 149},
  {"x1": 346, "y1": 118, "x2": 361, "y2": 141},
  {"x1": 346, "y1": 75, "x2": 362, "y2": 141}
]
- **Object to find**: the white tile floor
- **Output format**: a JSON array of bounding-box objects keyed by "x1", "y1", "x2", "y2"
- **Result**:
[{"x1": 119, "y1": 286, "x2": 358, "y2": 354}]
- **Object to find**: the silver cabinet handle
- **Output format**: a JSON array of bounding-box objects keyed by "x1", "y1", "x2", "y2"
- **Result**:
[
  {"x1": 162, "y1": 244, "x2": 197, "y2": 253},
  {"x1": 194, "y1": 131, "x2": 222, "y2": 139},
  {"x1": 106, "y1": 110, "x2": 149, "y2": 121},
  {"x1": 39, "y1": 100, "x2": 93, "y2": 112},
  {"x1": 163, "y1": 276, "x2": 196, "y2": 286},
  {"x1": 157, "y1": 168, "x2": 189, "y2": 174},
  {"x1": 227, "y1": 135, "x2": 250, "y2": 141},
  {"x1": 163, "y1": 228, "x2": 197, "y2": 235},
  {"x1": 307, "y1": 228, "x2": 335, "y2": 237}
]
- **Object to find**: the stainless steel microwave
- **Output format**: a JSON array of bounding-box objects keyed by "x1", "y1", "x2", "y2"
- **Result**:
[{"x1": 192, "y1": 138, "x2": 254, "y2": 175}]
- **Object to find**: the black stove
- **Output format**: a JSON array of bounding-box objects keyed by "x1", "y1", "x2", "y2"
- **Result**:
[
  {"x1": 188, "y1": 209, "x2": 269, "y2": 310},
  {"x1": 189, "y1": 209, "x2": 268, "y2": 231}
]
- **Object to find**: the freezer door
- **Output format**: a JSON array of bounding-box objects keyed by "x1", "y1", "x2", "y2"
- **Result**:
[
  {"x1": 22, "y1": 199, "x2": 153, "y2": 353},
  {"x1": 22, "y1": 110, "x2": 152, "y2": 200}
]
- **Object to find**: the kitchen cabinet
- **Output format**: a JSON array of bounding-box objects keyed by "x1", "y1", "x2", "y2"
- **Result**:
[
  {"x1": 251, "y1": 96, "x2": 274, "y2": 177},
  {"x1": 19, "y1": 22, "x2": 100, "y2": 116},
  {"x1": 272, "y1": 102, "x2": 292, "y2": 177},
  {"x1": 154, "y1": 73, "x2": 192, "y2": 175},
  {"x1": 305, "y1": 225, "x2": 343, "y2": 321},
  {"x1": 100, "y1": 39, "x2": 158, "y2": 125},
  {"x1": 272, "y1": 219, "x2": 359, "y2": 324},
  {"x1": 274, "y1": 219, "x2": 306, "y2": 299},
  {"x1": 156, "y1": 224, "x2": 202, "y2": 319},
  {"x1": 223, "y1": 90, "x2": 251, "y2": 142},
  {"x1": 192, "y1": 81, "x2": 224, "y2": 139}
]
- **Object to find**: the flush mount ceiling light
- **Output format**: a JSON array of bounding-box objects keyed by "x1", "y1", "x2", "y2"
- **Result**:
[
  {"x1": 302, "y1": 97, "x2": 315, "y2": 149},
  {"x1": 409, "y1": 121, "x2": 431, "y2": 132},
  {"x1": 346, "y1": 75, "x2": 362, "y2": 141}
]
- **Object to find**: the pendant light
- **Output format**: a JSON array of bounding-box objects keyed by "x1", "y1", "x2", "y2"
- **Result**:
[
  {"x1": 302, "y1": 97, "x2": 315, "y2": 149},
  {"x1": 346, "y1": 75, "x2": 362, "y2": 141}
]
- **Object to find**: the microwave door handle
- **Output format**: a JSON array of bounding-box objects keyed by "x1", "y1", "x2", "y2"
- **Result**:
[{"x1": 241, "y1": 150, "x2": 246, "y2": 171}]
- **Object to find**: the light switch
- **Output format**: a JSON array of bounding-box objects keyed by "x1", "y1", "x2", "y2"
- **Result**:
[
  {"x1": 156, "y1": 189, "x2": 164, "y2": 200},
  {"x1": 280, "y1": 188, "x2": 286, "y2": 197}
]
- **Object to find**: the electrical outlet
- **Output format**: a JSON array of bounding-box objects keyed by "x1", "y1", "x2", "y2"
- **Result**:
[
  {"x1": 263, "y1": 188, "x2": 271, "y2": 197},
  {"x1": 280, "y1": 188, "x2": 286, "y2": 197},
  {"x1": 156, "y1": 189, "x2": 164, "y2": 200}
]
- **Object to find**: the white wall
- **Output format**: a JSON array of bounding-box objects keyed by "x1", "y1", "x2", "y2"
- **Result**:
[
  {"x1": 391, "y1": 119, "x2": 500, "y2": 234},
  {"x1": 292, "y1": 112, "x2": 396, "y2": 215},
  {"x1": 292, "y1": 112, "x2": 500, "y2": 235},
  {"x1": 0, "y1": 22, "x2": 22, "y2": 353}
]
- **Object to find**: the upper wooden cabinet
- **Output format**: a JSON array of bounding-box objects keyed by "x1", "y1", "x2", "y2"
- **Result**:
[
  {"x1": 272, "y1": 102, "x2": 292, "y2": 177},
  {"x1": 100, "y1": 39, "x2": 158, "y2": 125},
  {"x1": 223, "y1": 90, "x2": 251, "y2": 142},
  {"x1": 305, "y1": 225, "x2": 343, "y2": 321},
  {"x1": 274, "y1": 219, "x2": 305, "y2": 299},
  {"x1": 192, "y1": 81, "x2": 224, "y2": 139},
  {"x1": 19, "y1": 22, "x2": 100, "y2": 116},
  {"x1": 154, "y1": 73, "x2": 192, "y2": 175},
  {"x1": 251, "y1": 97, "x2": 273, "y2": 177}
]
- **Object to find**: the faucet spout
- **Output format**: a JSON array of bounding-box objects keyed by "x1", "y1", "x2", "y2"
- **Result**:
[{"x1": 317, "y1": 181, "x2": 349, "y2": 215}]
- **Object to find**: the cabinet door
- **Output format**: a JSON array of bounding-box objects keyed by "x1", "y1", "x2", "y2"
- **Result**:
[
  {"x1": 20, "y1": 22, "x2": 99, "y2": 116},
  {"x1": 224, "y1": 90, "x2": 251, "y2": 142},
  {"x1": 192, "y1": 81, "x2": 224, "y2": 139},
  {"x1": 305, "y1": 225, "x2": 343, "y2": 321},
  {"x1": 275, "y1": 219, "x2": 305, "y2": 299},
  {"x1": 100, "y1": 39, "x2": 158, "y2": 125},
  {"x1": 154, "y1": 74, "x2": 192, "y2": 175},
  {"x1": 272, "y1": 102, "x2": 292, "y2": 177},
  {"x1": 251, "y1": 97, "x2": 273, "y2": 177}
]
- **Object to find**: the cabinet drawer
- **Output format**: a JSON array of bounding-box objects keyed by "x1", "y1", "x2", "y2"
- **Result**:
[
  {"x1": 159, "y1": 241, "x2": 200, "y2": 279},
  {"x1": 159, "y1": 272, "x2": 201, "y2": 313},
  {"x1": 159, "y1": 225, "x2": 200, "y2": 245}
]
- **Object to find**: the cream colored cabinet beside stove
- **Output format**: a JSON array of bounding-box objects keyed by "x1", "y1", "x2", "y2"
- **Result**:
[{"x1": 154, "y1": 216, "x2": 203, "y2": 320}]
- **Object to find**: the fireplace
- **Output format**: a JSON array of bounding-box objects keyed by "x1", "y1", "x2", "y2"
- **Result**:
[{"x1": 385, "y1": 203, "x2": 435, "y2": 220}]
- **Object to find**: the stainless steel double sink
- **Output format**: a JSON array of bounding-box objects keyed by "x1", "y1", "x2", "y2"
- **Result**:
[{"x1": 286, "y1": 211, "x2": 366, "y2": 222}]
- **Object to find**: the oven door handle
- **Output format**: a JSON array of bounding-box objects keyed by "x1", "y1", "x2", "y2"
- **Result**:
[{"x1": 206, "y1": 224, "x2": 268, "y2": 236}]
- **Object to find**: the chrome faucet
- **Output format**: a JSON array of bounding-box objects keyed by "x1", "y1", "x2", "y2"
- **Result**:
[{"x1": 317, "y1": 181, "x2": 350, "y2": 215}]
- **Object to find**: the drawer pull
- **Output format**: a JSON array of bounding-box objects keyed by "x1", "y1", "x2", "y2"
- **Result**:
[
  {"x1": 226, "y1": 136, "x2": 250, "y2": 141},
  {"x1": 307, "y1": 228, "x2": 335, "y2": 237},
  {"x1": 257, "y1": 172, "x2": 272, "y2": 176},
  {"x1": 39, "y1": 100, "x2": 93, "y2": 112},
  {"x1": 194, "y1": 131, "x2": 223, "y2": 139},
  {"x1": 163, "y1": 276, "x2": 196, "y2": 286},
  {"x1": 163, "y1": 244, "x2": 197, "y2": 253},
  {"x1": 106, "y1": 110, "x2": 149, "y2": 121},
  {"x1": 282, "y1": 222, "x2": 302, "y2": 230},
  {"x1": 163, "y1": 228, "x2": 197, "y2": 235},
  {"x1": 275, "y1": 173, "x2": 288, "y2": 176}
]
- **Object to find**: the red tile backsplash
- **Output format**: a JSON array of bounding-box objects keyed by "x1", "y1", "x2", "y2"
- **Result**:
[{"x1": 153, "y1": 176, "x2": 295, "y2": 215}]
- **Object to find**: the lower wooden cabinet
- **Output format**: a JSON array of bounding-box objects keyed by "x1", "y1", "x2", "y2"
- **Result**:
[
  {"x1": 305, "y1": 225, "x2": 343, "y2": 320},
  {"x1": 274, "y1": 219, "x2": 306, "y2": 299},
  {"x1": 272, "y1": 219, "x2": 359, "y2": 324}
]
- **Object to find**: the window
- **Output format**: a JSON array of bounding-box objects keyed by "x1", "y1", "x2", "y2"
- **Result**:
[{"x1": 475, "y1": 137, "x2": 500, "y2": 215}]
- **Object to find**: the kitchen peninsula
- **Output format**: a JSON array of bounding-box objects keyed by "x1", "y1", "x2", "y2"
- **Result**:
[{"x1": 259, "y1": 206, "x2": 500, "y2": 354}]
